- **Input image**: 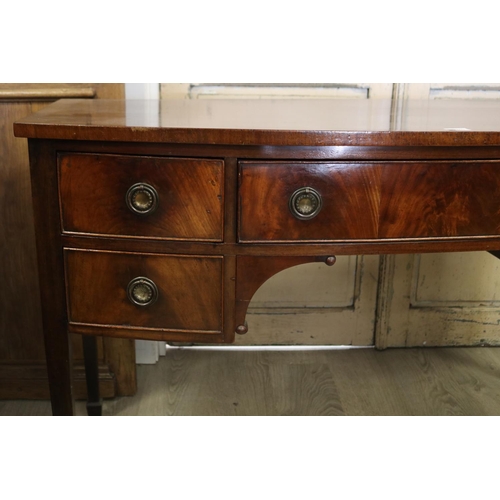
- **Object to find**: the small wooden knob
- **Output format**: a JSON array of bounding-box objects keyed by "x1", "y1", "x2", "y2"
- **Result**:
[
  {"x1": 325, "y1": 256, "x2": 336, "y2": 266},
  {"x1": 236, "y1": 323, "x2": 248, "y2": 335}
]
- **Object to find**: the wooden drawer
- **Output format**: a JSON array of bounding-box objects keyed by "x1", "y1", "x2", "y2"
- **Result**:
[
  {"x1": 239, "y1": 160, "x2": 500, "y2": 241},
  {"x1": 59, "y1": 153, "x2": 224, "y2": 241},
  {"x1": 65, "y1": 249, "x2": 223, "y2": 335},
  {"x1": 379, "y1": 161, "x2": 500, "y2": 238},
  {"x1": 238, "y1": 161, "x2": 380, "y2": 242}
]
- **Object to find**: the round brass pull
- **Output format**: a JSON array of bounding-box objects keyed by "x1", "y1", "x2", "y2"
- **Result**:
[
  {"x1": 127, "y1": 277, "x2": 158, "y2": 307},
  {"x1": 289, "y1": 187, "x2": 322, "y2": 220},
  {"x1": 126, "y1": 183, "x2": 158, "y2": 215}
]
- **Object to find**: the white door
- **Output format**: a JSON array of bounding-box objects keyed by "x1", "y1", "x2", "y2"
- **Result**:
[
  {"x1": 162, "y1": 83, "x2": 392, "y2": 345},
  {"x1": 377, "y1": 83, "x2": 500, "y2": 348}
]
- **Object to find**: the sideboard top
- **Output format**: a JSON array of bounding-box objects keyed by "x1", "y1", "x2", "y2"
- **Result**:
[{"x1": 14, "y1": 98, "x2": 500, "y2": 147}]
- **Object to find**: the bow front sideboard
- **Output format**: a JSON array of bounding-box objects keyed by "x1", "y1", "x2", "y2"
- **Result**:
[{"x1": 14, "y1": 98, "x2": 500, "y2": 416}]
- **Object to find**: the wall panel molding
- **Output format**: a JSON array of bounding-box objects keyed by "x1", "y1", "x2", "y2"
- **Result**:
[{"x1": 0, "y1": 84, "x2": 96, "y2": 101}]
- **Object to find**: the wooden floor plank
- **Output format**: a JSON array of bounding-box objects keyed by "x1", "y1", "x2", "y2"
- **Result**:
[
  {"x1": 326, "y1": 349, "x2": 413, "y2": 416},
  {"x1": 1, "y1": 347, "x2": 500, "y2": 416}
]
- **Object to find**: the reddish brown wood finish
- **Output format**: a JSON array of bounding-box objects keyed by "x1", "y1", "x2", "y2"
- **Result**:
[
  {"x1": 240, "y1": 160, "x2": 500, "y2": 242},
  {"x1": 13, "y1": 98, "x2": 500, "y2": 147},
  {"x1": 0, "y1": 362, "x2": 116, "y2": 400},
  {"x1": 1, "y1": 87, "x2": 136, "y2": 403},
  {"x1": 14, "y1": 98, "x2": 500, "y2": 416},
  {"x1": 235, "y1": 255, "x2": 336, "y2": 331},
  {"x1": 379, "y1": 161, "x2": 500, "y2": 238},
  {"x1": 59, "y1": 153, "x2": 224, "y2": 241},
  {"x1": 68, "y1": 324, "x2": 225, "y2": 343},
  {"x1": 239, "y1": 162, "x2": 380, "y2": 242},
  {"x1": 65, "y1": 249, "x2": 223, "y2": 336},
  {"x1": 28, "y1": 140, "x2": 74, "y2": 415}
]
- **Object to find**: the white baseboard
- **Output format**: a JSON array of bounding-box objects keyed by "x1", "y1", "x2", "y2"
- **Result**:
[{"x1": 135, "y1": 340, "x2": 166, "y2": 364}]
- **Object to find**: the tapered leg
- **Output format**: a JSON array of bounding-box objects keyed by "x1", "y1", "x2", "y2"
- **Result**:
[
  {"x1": 29, "y1": 141, "x2": 75, "y2": 415},
  {"x1": 82, "y1": 335, "x2": 102, "y2": 416},
  {"x1": 44, "y1": 328, "x2": 75, "y2": 416}
]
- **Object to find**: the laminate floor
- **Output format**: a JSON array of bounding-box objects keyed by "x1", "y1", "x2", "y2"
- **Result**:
[{"x1": 1, "y1": 347, "x2": 500, "y2": 416}]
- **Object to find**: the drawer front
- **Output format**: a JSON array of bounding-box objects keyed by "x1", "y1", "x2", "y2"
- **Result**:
[
  {"x1": 379, "y1": 161, "x2": 500, "y2": 238},
  {"x1": 65, "y1": 249, "x2": 223, "y2": 334},
  {"x1": 239, "y1": 162, "x2": 380, "y2": 241},
  {"x1": 59, "y1": 153, "x2": 224, "y2": 241},
  {"x1": 240, "y1": 160, "x2": 500, "y2": 241}
]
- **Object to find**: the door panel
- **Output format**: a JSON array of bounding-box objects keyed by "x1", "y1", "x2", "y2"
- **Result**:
[
  {"x1": 162, "y1": 83, "x2": 393, "y2": 100},
  {"x1": 379, "y1": 252, "x2": 500, "y2": 347},
  {"x1": 250, "y1": 259, "x2": 357, "y2": 309},
  {"x1": 240, "y1": 255, "x2": 380, "y2": 346},
  {"x1": 406, "y1": 83, "x2": 500, "y2": 100},
  {"x1": 413, "y1": 253, "x2": 500, "y2": 306}
]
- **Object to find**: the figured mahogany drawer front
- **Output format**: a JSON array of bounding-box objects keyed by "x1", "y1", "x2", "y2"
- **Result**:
[
  {"x1": 239, "y1": 162, "x2": 380, "y2": 242},
  {"x1": 379, "y1": 161, "x2": 500, "y2": 238},
  {"x1": 65, "y1": 249, "x2": 223, "y2": 334},
  {"x1": 59, "y1": 153, "x2": 224, "y2": 241},
  {"x1": 239, "y1": 160, "x2": 500, "y2": 241}
]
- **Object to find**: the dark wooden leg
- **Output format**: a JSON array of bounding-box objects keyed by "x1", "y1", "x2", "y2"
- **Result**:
[
  {"x1": 29, "y1": 142, "x2": 75, "y2": 415},
  {"x1": 44, "y1": 328, "x2": 75, "y2": 416},
  {"x1": 82, "y1": 335, "x2": 102, "y2": 416}
]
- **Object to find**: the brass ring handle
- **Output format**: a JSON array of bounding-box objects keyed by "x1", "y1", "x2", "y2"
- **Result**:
[
  {"x1": 127, "y1": 277, "x2": 158, "y2": 306},
  {"x1": 126, "y1": 183, "x2": 159, "y2": 215},
  {"x1": 289, "y1": 187, "x2": 322, "y2": 220}
]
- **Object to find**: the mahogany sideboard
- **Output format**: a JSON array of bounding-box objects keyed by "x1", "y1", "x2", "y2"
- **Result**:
[{"x1": 14, "y1": 98, "x2": 500, "y2": 416}]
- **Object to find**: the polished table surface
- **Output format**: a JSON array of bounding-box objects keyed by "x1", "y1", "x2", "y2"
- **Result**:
[
  {"x1": 14, "y1": 98, "x2": 500, "y2": 145},
  {"x1": 14, "y1": 98, "x2": 500, "y2": 415}
]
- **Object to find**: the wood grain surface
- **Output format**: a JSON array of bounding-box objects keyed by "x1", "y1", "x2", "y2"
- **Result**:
[
  {"x1": 14, "y1": 97, "x2": 500, "y2": 415},
  {"x1": 380, "y1": 161, "x2": 500, "y2": 237},
  {"x1": 0, "y1": 84, "x2": 137, "y2": 400},
  {"x1": 65, "y1": 249, "x2": 223, "y2": 334},
  {"x1": 239, "y1": 162, "x2": 380, "y2": 241},
  {"x1": 240, "y1": 160, "x2": 500, "y2": 242},
  {"x1": 14, "y1": 98, "x2": 500, "y2": 146},
  {"x1": 2, "y1": 347, "x2": 498, "y2": 416},
  {"x1": 0, "y1": 84, "x2": 95, "y2": 100},
  {"x1": 0, "y1": 102, "x2": 44, "y2": 361},
  {"x1": 59, "y1": 153, "x2": 224, "y2": 241}
]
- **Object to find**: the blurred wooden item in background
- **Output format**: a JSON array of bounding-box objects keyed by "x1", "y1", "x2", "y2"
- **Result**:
[{"x1": 0, "y1": 84, "x2": 136, "y2": 399}]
